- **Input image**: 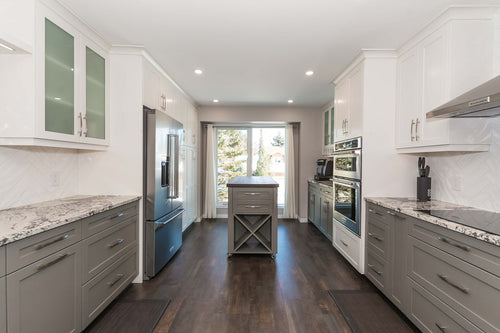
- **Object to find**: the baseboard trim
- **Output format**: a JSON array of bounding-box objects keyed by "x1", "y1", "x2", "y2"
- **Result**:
[{"x1": 298, "y1": 217, "x2": 308, "y2": 223}]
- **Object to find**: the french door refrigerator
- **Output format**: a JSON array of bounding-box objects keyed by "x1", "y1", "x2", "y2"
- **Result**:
[{"x1": 143, "y1": 106, "x2": 183, "y2": 279}]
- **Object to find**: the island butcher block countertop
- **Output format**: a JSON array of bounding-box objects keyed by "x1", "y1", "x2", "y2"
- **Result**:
[{"x1": 0, "y1": 195, "x2": 141, "y2": 246}]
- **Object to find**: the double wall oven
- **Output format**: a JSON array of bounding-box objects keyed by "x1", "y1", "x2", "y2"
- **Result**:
[{"x1": 332, "y1": 137, "x2": 362, "y2": 237}]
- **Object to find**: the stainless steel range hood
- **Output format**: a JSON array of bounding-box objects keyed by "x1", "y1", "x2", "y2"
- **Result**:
[{"x1": 426, "y1": 76, "x2": 500, "y2": 118}]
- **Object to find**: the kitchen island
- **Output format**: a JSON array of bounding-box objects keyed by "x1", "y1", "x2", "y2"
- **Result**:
[{"x1": 227, "y1": 176, "x2": 279, "y2": 257}]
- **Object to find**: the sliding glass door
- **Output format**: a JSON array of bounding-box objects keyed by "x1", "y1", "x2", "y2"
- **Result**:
[{"x1": 216, "y1": 127, "x2": 285, "y2": 207}]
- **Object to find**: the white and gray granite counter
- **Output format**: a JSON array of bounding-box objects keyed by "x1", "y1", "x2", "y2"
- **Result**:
[
  {"x1": 308, "y1": 179, "x2": 333, "y2": 187},
  {"x1": 365, "y1": 197, "x2": 500, "y2": 247},
  {"x1": 0, "y1": 195, "x2": 141, "y2": 246}
]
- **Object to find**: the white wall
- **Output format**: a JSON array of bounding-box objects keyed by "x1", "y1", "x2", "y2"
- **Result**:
[
  {"x1": 426, "y1": 117, "x2": 500, "y2": 212},
  {"x1": 198, "y1": 105, "x2": 323, "y2": 220},
  {"x1": 0, "y1": 146, "x2": 78, "y2": 210},
  {"x1": 78, "y1": 52, "x2": 144, "y2": 281}
]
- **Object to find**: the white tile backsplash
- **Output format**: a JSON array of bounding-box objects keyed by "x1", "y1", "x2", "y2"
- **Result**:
[
  {"x1": 427, "y1": 118, "x2": 500, "y2": 212},
  {"x1": 0, "y1": 146, "x2": 78, "y2": 210}
]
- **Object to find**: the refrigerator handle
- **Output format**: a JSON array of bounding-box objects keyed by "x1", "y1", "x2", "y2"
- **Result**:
[
  {"x1": 161, "y1": 161, "x2": 168, "y2": 187},
  {"x1": 167, "y1": 134, "x2": 180, "y2": 199}
]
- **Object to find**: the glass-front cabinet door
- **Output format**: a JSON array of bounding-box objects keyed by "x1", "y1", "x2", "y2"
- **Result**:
[
  {"x1": 330, "y1": 107, "x2": 335, "y2": 144},
  {"x1": 85, "y1": 46, "x2": 105, "y2": 140},
  {"x1": 44, "y1": 18, "x2": 75, "y2": 136}
]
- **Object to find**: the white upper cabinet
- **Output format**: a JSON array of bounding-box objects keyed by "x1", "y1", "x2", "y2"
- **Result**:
[
  {"x1": 321, "y1": 103, "x2": 335, "y2": 156},
  {"x1": 395, "y1": 7, "x2": 497, "y2": 153},
  {"x1": 0, "y1": 0, "x2": 110, "y2": 150},
  {"x1": 334, "y1": 62, "x2": 363, "y2": 142}
]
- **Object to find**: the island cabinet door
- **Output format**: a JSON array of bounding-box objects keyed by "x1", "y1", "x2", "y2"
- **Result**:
[{"x1": 6, "y1": 243, "x2": 81, "y2": 333}]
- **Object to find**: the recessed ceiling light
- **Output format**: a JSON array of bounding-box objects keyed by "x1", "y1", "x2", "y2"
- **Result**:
[
  {"x1": 305, "y1": 70, "x2": 314, "y2": 76},
  {"x1": 213, "y1": 99, "x2": 219, "y2": 103},
  {"x1": 194, "y1": 69, "x2": 203, "y2": 75},
  {"x1": 288, "y1": 99, "x2": 294, "y2": 104}
]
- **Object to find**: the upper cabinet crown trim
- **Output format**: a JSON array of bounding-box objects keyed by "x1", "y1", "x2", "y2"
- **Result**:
[{"x1": 333, "y1": 49, "x2": 396, "y2": 85}]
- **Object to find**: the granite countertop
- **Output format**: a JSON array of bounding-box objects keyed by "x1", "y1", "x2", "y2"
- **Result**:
[
  {"x1": 365, "y1": 197, "x2": 500, "y2": 247},
  {"x1": 0, "y1": 195, "x2": 141, "y2": 246},
  {"x1": 308, "y1": 179, "x2": 333, "y2": 187},
  {"x1": 227, "y1": 176, "x2": 279, "y2": 187}
]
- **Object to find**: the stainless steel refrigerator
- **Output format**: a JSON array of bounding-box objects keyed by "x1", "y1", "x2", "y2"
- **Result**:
[{"x1": 143, "y1": 106, "x2": 183, "y2": 279}]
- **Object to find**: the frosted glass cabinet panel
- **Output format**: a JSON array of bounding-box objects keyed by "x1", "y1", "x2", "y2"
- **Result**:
[
  {"x1": 85, "y1": 47, "x2": 105, "y2": 140},
  {"x1": 44, "y1": 18, "x2": 74, "y2": 135}
]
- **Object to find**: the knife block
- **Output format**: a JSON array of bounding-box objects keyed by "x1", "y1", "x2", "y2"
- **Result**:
[{"x1": 417, "y1": 177, "x2": 431, "y2": 202}]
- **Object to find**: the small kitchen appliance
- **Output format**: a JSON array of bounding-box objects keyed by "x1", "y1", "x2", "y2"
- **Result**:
[
  {"x1": 417, "y1": 157, "x2": 431, "y2": 202},
  {"x1": 315, "y1": 159, "x2": 333, "y2": 180}
]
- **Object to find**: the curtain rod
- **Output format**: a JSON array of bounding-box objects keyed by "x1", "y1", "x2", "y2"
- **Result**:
[{"x1": 201, "y1": 121, "x2": 300, "y2": 127}]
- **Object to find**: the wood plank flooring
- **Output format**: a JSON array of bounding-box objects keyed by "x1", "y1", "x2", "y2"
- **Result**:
[{"x1": 118, "y1": 219, "x2": 405, "y2": 333}]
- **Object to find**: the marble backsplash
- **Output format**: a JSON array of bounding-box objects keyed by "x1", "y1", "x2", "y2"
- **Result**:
[
  {"x1": 427, "y1": 117, "x2": 500, "y2": 213},
  {"x1": 0, "y1": 146, "x2": 78, "y2": 210}
]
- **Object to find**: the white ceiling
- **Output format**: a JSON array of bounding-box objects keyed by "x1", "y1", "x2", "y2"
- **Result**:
[{"x1": 60, "y1": 0, "x2": 497, "y2": 107}]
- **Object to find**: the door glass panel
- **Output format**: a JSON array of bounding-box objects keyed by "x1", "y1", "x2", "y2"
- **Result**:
[
  {"x1": 330, "y1": 107, "x2": 335, "y2": 144},
  {"x1": 217, "y1": 129, "x2": 248, "y2": 205},
  {"x1": 251, "y1": 128, "x2": 285, "y2": 205},
  {"x1": 335, "y1": 157, "x2": 357, "y2": 171},
  {"x1": 45, "y1": 19, "x2": 74, "y2": 135},
  {"x1": 85, "y1": 47, "x2": 105, "y2": 139},
  {"x1": 324, "y1": 110, "x2": 329, "y2": 145},
  {"x1": 335, "y1": 184, "x2": 356, "y2": 221}
]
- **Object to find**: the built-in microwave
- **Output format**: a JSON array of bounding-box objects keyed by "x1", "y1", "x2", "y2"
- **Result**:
[{"x1": 333, "y1": 137, "x2": 361, "y2": 180}]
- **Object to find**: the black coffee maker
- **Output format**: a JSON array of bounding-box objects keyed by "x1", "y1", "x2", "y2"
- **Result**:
[{"x1": 315, "y1": 159, "x2": 333, "y2": 180}]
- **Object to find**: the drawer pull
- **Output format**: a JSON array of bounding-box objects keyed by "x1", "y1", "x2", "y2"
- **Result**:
[
  {"x1": 35, "y1": 234, "x2": 69, "y2": 250},
  {"x1": 340, "y1": 240, "x2": 348, "y2": 247},
  {"x1": 368, "y1": 209, "x2": 381, "y2": 215},
  {"x1": 244, "y1": 192, "x2": 261, "y2": 196},
  {"x1": 387, "y1": 211, "x2": 396, "y2": 216},
  {"x1": 37, "y1": 253, "x2": 71, "y2": 272},
  {"x1": 107, "y1": 273, "x2": 124, "y2": 287},
  {"x1": 110, "y1": 212, "x2": 125, "y2": 219},
  {"x1": 437, "y1": 237, "x2": 470, "y2": 252},
  {"x1": 108, "y1": 239, "x2": 125, "y2": 248},
  {"x1": 245, "y1": 205, "x2": 261, "y2": 208},
  {"x1": 437, "y1": 274, "x2": 469, "y2": 294},
  {"x1": 367, "y1": 264, "x2": 382, "y2": 275},
  {"x1": 368, "y1": 233, "x2": 383, "y2": 242},
  {"x1": 435, "y1": 323, "x2": 446, "y2": 332}
]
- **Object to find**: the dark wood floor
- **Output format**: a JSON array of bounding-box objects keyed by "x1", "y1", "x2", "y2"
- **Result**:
[{"x1": 120, "y1": 219, "x2": 386, "y2": 332}]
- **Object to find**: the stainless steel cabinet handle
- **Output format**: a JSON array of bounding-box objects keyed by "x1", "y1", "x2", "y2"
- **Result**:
[
  {"x1": 437, "y1": 274, "x2": 469, "y2": 294},
  {"x1": 368, "y1": 209, "x2": 381, "y2": 215},
  {"x1": 367, "y1": 264, "x2": 382, "y2": 276},
  {"x1": 411, "y1": 119, "x2": 415, "y2": 141},
  {"x1": 107, "y1": 239, "x2": 125, "y2": 248},
  {"x1": 435, "y1": 323, "x2": 446, "y2": 332},
  {"x1": 387, "y1": 211, "x2": 396, "y2": 216},
  {"x1": 110, "y1": 212, "x2": 125, "y2": 220},
  {"x1": 107, "y1": 273, "x2": 124, "y2": 287},
  {"x1": 244, "y1": 192, "x2": 261, "y2": 196},
  {"x1": 82, "y1": 114, "x2": 88, "y2": 137},
  {"x1": 78, "y1": 113, "x2": 83, "y2": 136},
  {"x1": 245, "y1": 205, "x2": 261, "y2": 208},
  {"x1": 345, "y1": 119, "x2": 348, "y2": 134},
  {"x1": 35, "y1": 234, "x2": 69, "y2": 250},
  {"x1": 37, "y1": 253, "x2": 71, "y2": 272},
  {"x1": 437, "y1": 237, "x2": 470, "y2": 252},
  {"x1": 368, "y1": 233, "x2": 383, "y2": 242},
  {"x1": 415, "y1": 118, "x2": 420, "y2": 141},
  {"x1": 340, "y1": 240, "x2": 348, "y2": 247}
]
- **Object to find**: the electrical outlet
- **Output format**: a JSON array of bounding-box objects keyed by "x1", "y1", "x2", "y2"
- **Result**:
[{"x1": 49, "y1": 172, "x2": 60, "y2": 187}]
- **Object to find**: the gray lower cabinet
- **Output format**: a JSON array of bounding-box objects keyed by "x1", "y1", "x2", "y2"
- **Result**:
[
  {"x1": 7, "y1": 243, "x2": 82, "y2": 333},
  {"x1": 0, "y1": 277, "x2": 5, "y2": 333},
  {"x1": 366, "y1": 201, "x2": 500, "y2": 333},
  {"x1": 0, "y1": 246, "x2": 5, "y2": 277},
  {"x1": 308, "y1": 182, "x2": 333, "y2": 241}
]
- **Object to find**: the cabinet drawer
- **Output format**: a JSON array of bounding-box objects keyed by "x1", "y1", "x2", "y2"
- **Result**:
[
  {"x1": 366, "y1": 214, "x2": 390, "y2": 260},
  {"x1": 82, "y1": 202, "x2": 138, "y2": 237},
  {"x1": 82, "y1": 248, "x2": 137, "y2": 329},
  {"x1": 365, "y1": 248, "x2": 389, "y2": 292},
  {"x1": 233, "y1": 188, "x2": 273, "y2": 204},
  {"x1": 409, "y1": 217, "x2": 500, "y2": 277},
  {"x1": 82, "y1": 217, "x2": 138, "y2": 283},
  {"x1": 0, "y1": 277, "x2": 5, "y2": 333},
  {"x1": 6, "y1": 243, "x2": 82, "y2": 333},
  {"x1": 366, "y1": 202, "x2": 388, "y2": 218},
  {"x1": 233, "y1": 202, "x2": 273, "y2": 214},
  {"x1": 408, "y1": 236, "x2": 500, "y2": 333},
  {"x1": 408, "y1": 279, "x2": 483, "y2": 333},
  {"x1": 0, "y1": 246, "x2": 5, "y2": 277},
  {"x1": 319, "y1": 186, "x2": 333, "y2": 197},
  {"x1": 6, "y1": 222, "x2": 81, "y2": 274},
  {"x1": 333, "y1": 221, "x2": 360, "y2": 269}
]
